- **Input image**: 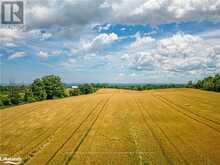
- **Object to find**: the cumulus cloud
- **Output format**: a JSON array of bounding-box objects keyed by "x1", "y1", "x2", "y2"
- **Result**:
[
  {"x1": 60, "y1": 58, "x2": 77, "y2": 68},
  {"x1": 129, "y1": 34, "x2": 156, "y2": 50},
  {"x1": 24, "y1": 0, "x2": 220, "y2": 31},
  {"x1": 0, "y1": 28, "x2": 23, "y2": 43},
  {"x1": 122, "y1": 33, "x2": 218, "y2": 76},
  {"x1": 157, "y1": 34, "x2": 216, "y2": 72},
  {"x1": 8, "y1": 52, "x2": 26, "y2": 60},
  {"x1": 28, "y1": 29, "x2": 52, "y2": 40},
  {"x1": 0, "y1": 28, "x2": 53, "y2": 49},
  {"x1": 70, "y1": 33, "x2": 118, "y2": 56},
  {"x1": 36, "y1": 50, "x2": 62, "y2": 59},
  {"x1": 37, "y1": 51, "x2": 48, "y2": 59},
  {"x1": 25, "y1": 0, "x2": 109, "y2": 30},
  {"x1": 107, "y1": 0, "x2": 220, "y2": 25},
  {"x1": 5, "y1": 43, "x2": 17, "y2": 47}
]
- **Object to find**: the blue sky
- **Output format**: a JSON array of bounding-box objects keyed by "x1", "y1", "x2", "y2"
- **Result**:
[{"x1": 1, "y1": 0, "x2": 220, "y2": 84}]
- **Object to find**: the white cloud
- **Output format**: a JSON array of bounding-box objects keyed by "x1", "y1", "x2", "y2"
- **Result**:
[
  {"x1": 130, "y1": 52, "x2": 159, "y2": 71},
  {"x1": 122, "y1": 33, "x2": 218, "y2": 76},
  {"x1": 70, "y1": 33, "x2": 118, "y2": 56},
  {"x1": 198, "y1": 29, "x2": 220, "y2": 55},
  {"x1": 5, "y1": 43, "x2": 17, "y2": 47},
  {"x1": 0, "y1": 28, "x2": 53, "y2": 49},
  {"x1": 60, "y1": 58, "x2": 76, "y2": 67},
  {"x1": 157, "y1": 33, "x2": 216, "y2": 72},
  {"x1": 130, "y1": 73, "x2": 137, "y2": 77},
  {"x1": 0, "y1": 28, "x2": 23, "y2": 43},
  {"x1": 8, "y1": 52, "x2": 26, "y2": 60},
  {"x1": 109, "y1": 0, "x2": 220, "y2": 25},
  {"x1": 24, "y1": 0, "x2": 220, "y2": 31},
  {"x1": 129, "y1": 35, "x2": 156, "y2": 50},
  {"x1": 27, "y1": 29, "x2": 52, "y2": 40},
  {"x1": 36, "y1": 50, "x2": 62, "y2": 59},
  {"x1": 37, "y1": 51, "x2": 48, "y2": 59}
]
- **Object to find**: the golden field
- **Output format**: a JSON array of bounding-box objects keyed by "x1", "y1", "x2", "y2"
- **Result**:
[{"x1": 0, "y1": 88, "x2": 220, "y2": 165}]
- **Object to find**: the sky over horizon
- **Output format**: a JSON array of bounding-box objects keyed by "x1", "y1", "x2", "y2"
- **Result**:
[{"x1": 1, "y1": 0, "x2": 220, "y2": 84}]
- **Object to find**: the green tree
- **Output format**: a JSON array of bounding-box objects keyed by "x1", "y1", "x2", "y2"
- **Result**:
[
  {"x1": 194, "y1": 74, "x2": 220, "y2": 92},
  {"x1": 9, "y1": 88, "x2": 22, "y2": 105},
  {"x1": 42, "y1": 75, "x2": 65, "y2": 99},
  {"x1": 1, "y1": 96, "x2": 11, "y2": 105},
  {"x1": 213, "y1": 74, "x2": 220, "y2": 92},
  {"x1": 0, "y1": 99, "x2": 4, "y2": 106},
  {"x1": 31, "y1": 79, "x2": 47, "y2": 100},
  {"x1": 79, "y1": 84, "x2": 95, "y2": 94},
  {"x1": 24, "y1": 88, "x2": 34, "y2": 102}
]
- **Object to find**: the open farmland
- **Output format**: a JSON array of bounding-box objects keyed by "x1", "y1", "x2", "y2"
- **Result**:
[{"x1": 0, "y1": 88, "x2": 220, "y2": 165}]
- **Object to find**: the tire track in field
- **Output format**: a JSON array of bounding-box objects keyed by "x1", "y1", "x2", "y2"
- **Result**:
[
  {"x1": 154, "y1": 94, "x2": 220, "y2": 133},
  {"x1": 80, "y1": 97, "x2": 118, "y2": 165},
  {"x1": 133, "y1": 96, "x2": 175, "y2": 165},
  {"x1": 64, "y1": 95, "x2": 112, "y2": 165},
  {"x1": 163, "y1": 93, "x2": 220, "y2": 125},
  {"x1": 135, "y1": 96, "x2": 190, "y2": 165},
  {"x1": 13, "y1": 98, "x2": 91, "y2": 157},
  {"x1": 43, "y1": 96, "x2": 111, "y2": 165},
  {"x1": 1, "y1": 96, "x2": 90, "y2": 126},
  {"x1": 139, "y1": 94, "x2": 201, "y2": 163},
  {"x1": 179, "y1": 94, "x2": 217, "y2": 109},
  {"x1": 23, "y1": 97, "x2": 105, "y2": 164},
  {"x1": 181, "y1": 92, "x2": 220, "y2": 105}
]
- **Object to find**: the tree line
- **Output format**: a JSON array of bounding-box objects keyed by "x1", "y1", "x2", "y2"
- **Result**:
[
  {"x1": 189, "y1": 74, "x2": 220, "y2": 92},
  {"x1": 92, "y1": 83, "x2": 185, "y2": 91},
  {"x1": 0, "y1": 75, "x2": 96, "y2": 107},
  {"x1": 1, "y1": 74, "x2": 219, "y2": 107}
]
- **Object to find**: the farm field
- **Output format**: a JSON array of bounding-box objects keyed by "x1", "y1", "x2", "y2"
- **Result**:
[{"x1": 0, "y1": 88, "x2": 220, "y2": 165}]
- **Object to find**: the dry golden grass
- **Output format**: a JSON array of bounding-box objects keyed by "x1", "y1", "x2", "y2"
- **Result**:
[{"x1": 0, "y1": 88, "x2": 220, "y2": 165}]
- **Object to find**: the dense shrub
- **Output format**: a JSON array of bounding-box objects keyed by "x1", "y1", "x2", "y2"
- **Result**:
[
  {"x1": 1, "y1": 96, "x2": 11, "y2": 105},
  {"x1": 0, "y1": 99, "x2": 3, "y2": 106},
  {"x1": 24, "y1": 89, "x2": 35, "y2": 102},
  {"x1": 31, "y1": 79, "x2": 47, "y2": 101},
  {"x1": 69, "y1": 88, "x2": 81, "y2": 96},
  {"x1": 0, "y1": 75, "x2": 67, "y2": 107},
  {"x1": 79, "y1": 84, "x2": 96, "y2": 94},
  {"x1": 10, "y1": 92, "x2": 23, "y2": 105}
]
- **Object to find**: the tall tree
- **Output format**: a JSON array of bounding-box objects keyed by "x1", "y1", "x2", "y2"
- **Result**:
[
  {"x1": 24, "y1": 88, "x2": 34, "y2": 102},
  {"x1": 42, "y1": 75, "x2": 65, "y2": 99},
  {"x1": 31, "y1": 78, "x2": 47, "y2": 100}
]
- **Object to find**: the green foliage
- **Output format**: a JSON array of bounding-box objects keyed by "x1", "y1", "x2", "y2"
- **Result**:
[
  {"x1": 79, "y1": 84, "x2": 96, "y2": 94},
  {"x1": 93, "y1": 83, "x2": 185, "y2": 91},
  {"x1": 24, "y1": 88, "x2": 34, "y2": 102},
  {"x1": 0, "y1": 75, "x2": 68, "y2": 107},
  {"x1": 42, "y1": 75, "x2": 65, "y2": 99},
  {"x1": 1, "y1": 96, "x2": 11, "y2": 105},
  {"x1": 194, "y1": 74, "x2": 220, "y2": 92},
  {"x1": 0, "y1": 99, "x2": 3, "y2": 106},
  {"x1": 69, "y1": 88, "x2": 81, "y2": 96},
  {"x1": 9, "y1": 89, "x2": 23, "y2": 105},
  {"x1": 31, "y1": 79, "x2": 47, "y2": 101}
]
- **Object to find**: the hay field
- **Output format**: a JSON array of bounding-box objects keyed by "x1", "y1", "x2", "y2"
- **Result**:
[{"x1": 0, "y1": 88, "x2": 220, "y2": 165}]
